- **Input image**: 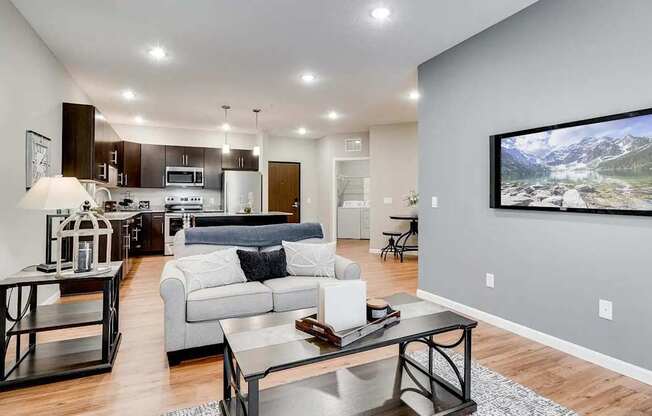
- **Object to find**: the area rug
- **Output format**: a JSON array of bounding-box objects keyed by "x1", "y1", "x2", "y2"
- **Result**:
[{"x1": 163, "y1": 349, "x2": 577, "y2": 416}]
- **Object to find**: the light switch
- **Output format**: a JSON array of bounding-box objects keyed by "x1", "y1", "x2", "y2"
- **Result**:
[
  {"x1": 599, "y1": 299, "x2": 613, "y2": 320},
  {"x1": 383, "y1": 197, "x2": 393, "y2": 205},
  {"x1": 307, "y1": 197, "x2": 312, "y2": 204},
  {"x1": 431, "y1": 196, "x2": 438, "y2": 208}
]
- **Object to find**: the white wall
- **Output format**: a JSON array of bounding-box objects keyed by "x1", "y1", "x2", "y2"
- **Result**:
[
  {"x1": 113, "y1": 123, "x2": 258, "y2": 149},
  {"x1": 0, "y1": 0, "x2": 91, "y2": 302},
  {"x1": 369, "y1": 122, "x2": 418, "y2": 250},
  {"x1": 262, "y1": 135, "x2": 320, "y2": 222},
  {"x1": 317, "y1": 132, "x2": 370, "y2": 240}
]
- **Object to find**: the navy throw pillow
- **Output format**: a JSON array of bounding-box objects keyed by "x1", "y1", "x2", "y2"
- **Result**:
[{"x1": 237, "y1": 248, "x2": 288, "y2": 282}]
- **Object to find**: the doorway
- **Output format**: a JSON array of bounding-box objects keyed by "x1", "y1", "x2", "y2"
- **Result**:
[
  {"x1": 268, "y1": 161, "x2": 301, "y2": 223},
  {"x1": 334, "y1": 158, "x2": 370, "y2": 240}
]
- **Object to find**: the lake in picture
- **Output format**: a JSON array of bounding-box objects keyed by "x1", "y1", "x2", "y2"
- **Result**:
[{"x1": 500, "y1": 113, "x2": 652, "y2": 211}]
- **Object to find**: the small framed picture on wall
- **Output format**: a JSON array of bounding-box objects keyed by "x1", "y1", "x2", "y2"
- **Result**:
[{"x1": 25, "y1": 130, "x2": 51, "y2": 189}]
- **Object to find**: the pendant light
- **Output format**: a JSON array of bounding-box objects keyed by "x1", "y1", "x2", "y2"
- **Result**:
[
  {"x1": 221, "y1": 105, "x2": 231, "y2": 154},
  {"x1": 252, "y1": 108, "x2": 261, "y2": 157}
]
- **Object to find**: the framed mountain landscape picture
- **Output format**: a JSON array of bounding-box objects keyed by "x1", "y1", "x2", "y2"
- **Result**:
[{"x1": 490, "y1": 107, "x2": 652, "y2": 216}]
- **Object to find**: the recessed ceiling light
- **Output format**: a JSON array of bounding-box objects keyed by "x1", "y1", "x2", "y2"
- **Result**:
[
  {"x1": 371, "y1": 7, "x2": 391, "y2": 20},
  {"x1": 134, "y1": 115, "x2": 144, "y2": 124},
  {"x1": 301, "y1": 73, "x2": 316, "y2": 83},
  {"x1": 328, "y1": 111, "x2": 339, "y2": 120},
  {"x1": 221, "y1": 122, "x2": 231, "y2": 131},
  {"x1": 122, "y1": 90, "x2": 136, "y2": 100},
  {"x1": 149, "y1": 46, "x2": 167, "y2": 60},
  {"x1": 298, "y1": 127, "x2": 307, "y2": 135},
  {"x1": 409, "y1": 90, "x2": 420, "y2": 100}
]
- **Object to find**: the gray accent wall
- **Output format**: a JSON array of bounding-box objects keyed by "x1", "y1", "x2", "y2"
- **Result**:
[{"x1": 418, "y1": 0, "x2": 652, "y2": 370}]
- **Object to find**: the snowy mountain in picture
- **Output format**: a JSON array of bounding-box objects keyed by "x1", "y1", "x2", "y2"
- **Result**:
[{"x1": 499, "y1": 113, "x2": 652, "y2": 211}]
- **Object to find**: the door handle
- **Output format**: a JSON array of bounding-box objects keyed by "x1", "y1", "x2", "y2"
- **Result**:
[
  {"x1": 118, "y1": 172, "x2": 124, "y2": 186},
  {"x1": 292, "y1": 202, "x2": 299, "y2": 208}
]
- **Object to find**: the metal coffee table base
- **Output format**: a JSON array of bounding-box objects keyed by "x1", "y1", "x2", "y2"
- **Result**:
[{"x1": 219, "y1": 329, "x2": 476, "y2": 416}]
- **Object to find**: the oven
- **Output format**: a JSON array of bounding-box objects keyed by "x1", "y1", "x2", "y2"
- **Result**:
[
  {"x1": 164, "y1": 213, "x2": 192, "y2": 255},
  {"x1": 166, "y1": 167, "x2": 204, "y2": 187}
]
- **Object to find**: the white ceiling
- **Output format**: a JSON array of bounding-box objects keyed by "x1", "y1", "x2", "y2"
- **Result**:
[{"x1": 13, "y1": 0, "x2": 535, "y2": 138}]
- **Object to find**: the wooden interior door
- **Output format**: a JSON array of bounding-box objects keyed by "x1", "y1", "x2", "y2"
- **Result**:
[{"x1": 268, "y1": 162, "x2": 300, "y2": 223}]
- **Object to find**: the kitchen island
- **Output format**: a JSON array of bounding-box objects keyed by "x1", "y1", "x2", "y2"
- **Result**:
[{"x1": 191, "y1": 211, "x2": 293, "y2": 227}]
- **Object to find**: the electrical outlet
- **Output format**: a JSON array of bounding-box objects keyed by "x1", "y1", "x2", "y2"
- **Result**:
[
  {"x1": 383, "y1": 197, "x2": 393, "y2": 205},
  {"x1": 599, "y1": 299, "x2": 613, "y2": 320},
  {"x1": 431, "y1": 196, "x2": 438, "y2": 208},
  {"x1": 209, "y1": 198, "x2": 215, "y2": 205},
  {"x1": 485, "y1": 273, "x2": 495, "y2": 288}
]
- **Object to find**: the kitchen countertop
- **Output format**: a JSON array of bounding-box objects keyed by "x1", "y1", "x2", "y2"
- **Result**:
[{"x1": 102, "y1": 209, "x2": 165, "y2": 221}]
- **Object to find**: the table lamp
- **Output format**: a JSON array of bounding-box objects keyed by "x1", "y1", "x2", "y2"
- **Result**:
[{"x1": 18, "y1": 175, "x2": 113, "y2": 276}]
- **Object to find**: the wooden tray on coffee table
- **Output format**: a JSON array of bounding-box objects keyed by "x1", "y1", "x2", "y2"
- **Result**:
[{"x1": 295, "y1": 307, "x2": 401, "y2": 347}]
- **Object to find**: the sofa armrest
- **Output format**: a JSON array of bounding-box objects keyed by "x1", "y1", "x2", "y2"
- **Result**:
[
  {"x1": 334, "y1": 255, "x2": 361, "y2": 280},
  {"x1": 159, "y1": 260, "x2": 189, "y2": 352}
]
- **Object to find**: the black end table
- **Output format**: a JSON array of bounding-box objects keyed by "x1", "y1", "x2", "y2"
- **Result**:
[
  {"x1": 0, "y1": 262, "x2": 122, "y2": 390},
  {"x1": 218, "y1": 293, "x2": 477, "y2": 416}
]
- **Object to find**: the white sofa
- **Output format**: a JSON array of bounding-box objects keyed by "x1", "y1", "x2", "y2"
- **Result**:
[{"x1": 159, "y1": 227, "x2": 361, "y2": 365}]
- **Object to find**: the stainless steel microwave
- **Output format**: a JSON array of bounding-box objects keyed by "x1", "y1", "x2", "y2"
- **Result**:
[{"x1": 166, "y1": 167, "x2": 204, "y2": 187}]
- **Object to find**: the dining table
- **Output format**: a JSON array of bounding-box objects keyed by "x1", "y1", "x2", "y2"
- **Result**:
[{"x1": 389, "y1": 215, "x2": 418, "y2": 262}]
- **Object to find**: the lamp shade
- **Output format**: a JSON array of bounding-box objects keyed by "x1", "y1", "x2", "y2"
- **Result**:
[{"x1": 18, "y1": 175, "x2": 96, "y2": 210}]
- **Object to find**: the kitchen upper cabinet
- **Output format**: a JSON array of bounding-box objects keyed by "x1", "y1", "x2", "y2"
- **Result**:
[
  {"x1": 117, "y1": 141, "x2": 141, "y2": 187},
  {"x1": 63, "y1": 103, "x2": 121, "y2": 183},
  {"x1": 222, "y1": 149, "x2": 259, "y2": 171},
  {"x1": 204, "y1": 148, "x2": 223, "y2": 190},
  {"x1": 140, "y1": 144, "x2": 166, "y2": 188},
  {"x1": 165, "y1": 146, "x2": 204, "y2": 168}
]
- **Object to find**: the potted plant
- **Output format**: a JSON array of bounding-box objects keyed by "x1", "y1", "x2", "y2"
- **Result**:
[{"x1": 404, "y1": 190, "x2": 419, "y2": 216}]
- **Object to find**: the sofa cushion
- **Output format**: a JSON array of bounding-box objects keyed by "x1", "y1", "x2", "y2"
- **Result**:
[
  {"x1": 263, "y1": 276, "x2": 336, "y2": 312},
  {"x1": 282, "y1": 240, "x2": 336, "y2": 277},
  {"x1": 186, "y1": 282, "x2": 273, "y2": 322},
  {"x1": 260, "y1": 238, "x2": 324, "y2": 253},
  {"x1": 175, "y1": 248, "x2": 247, "y2": 292},
  {"x1": 237, "y1": 248, "x2": 288, "y2": 282}
]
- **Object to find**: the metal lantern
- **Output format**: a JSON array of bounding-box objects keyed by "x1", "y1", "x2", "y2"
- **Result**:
[{"x1": 56, "y1": 201, "x2": 113, "y2": 276}]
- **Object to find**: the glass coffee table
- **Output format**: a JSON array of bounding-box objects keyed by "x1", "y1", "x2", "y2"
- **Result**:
[{"x1": 218, "y1": 293, "x2": 477, "y2": 416}]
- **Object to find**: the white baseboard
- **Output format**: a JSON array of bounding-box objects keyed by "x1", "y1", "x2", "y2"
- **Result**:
[
  {"x1": 417, "y1": 289, "x2": 652, "y2": 386},
  {"x1": 369, "y1": 248, "x2": 418, "y2": 257}
]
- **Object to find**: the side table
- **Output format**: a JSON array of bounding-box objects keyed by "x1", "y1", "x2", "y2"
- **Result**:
[{"x1": 0, "y1": 262, "x2": 122, "y2": 390}]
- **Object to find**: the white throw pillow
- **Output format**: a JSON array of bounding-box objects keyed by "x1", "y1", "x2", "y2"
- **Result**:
[
  {"x1": 282, "y1": 240, "x2": 336, "y2": 278},
  {"x1": 175, "y1": 248, "x2": 247, "y2": 292}
]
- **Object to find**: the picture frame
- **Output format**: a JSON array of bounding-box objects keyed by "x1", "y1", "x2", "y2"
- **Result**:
[
  {"x1": 490, "y1": 107, "x2": 652, "y2": 216},
  {"x1": 25, "y1": 130, "x2": 52, "y2": 189}
]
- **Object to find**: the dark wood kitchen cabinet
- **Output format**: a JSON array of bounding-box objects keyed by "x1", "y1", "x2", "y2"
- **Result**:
[
  {"x1": 140, "y1": 144, "x2": 166, "y2": 188},
  {"x1": 138, "y1": 212, "x2": 165, "y2": 254},
  {"x1": 117, "y1": 141, "x2": 141, "y2": 187},
  {"x1": 222, "y1": 149, "x2": 259, "y2": 171},
  {"x1": 165, "y1": 146, "x2": 204, "y2": 168},
  {"x1": 204, "y1": 147, "x2": 223, "y2": 190},
  {"x1": 62, "y1": 103, "x2": 121, "y2": 182}
]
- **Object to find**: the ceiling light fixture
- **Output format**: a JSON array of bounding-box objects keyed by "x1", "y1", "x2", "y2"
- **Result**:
[
  {"x1": 122, "y1": 90, "x2": 136, "y2": 100},
  {"x1": 221, "y1": 105, "x2": 231, "y2": 154},
  {"x1": 252, "y1": 109, "x2": 261, "y2": 157},
  {"x1": 148, "y1": 46, "x2": 167, "y2": 60},
  {"x1": 371, "y1": 7, "x2": 391, "y2": 21},
  {"x1": 328, "y1": 111, "x2": 339, "y2": 120},
  {"x1": 409, "y1": 90, "x2": 420, "y2": 100},
  {"x1": 301, "y1": 73, "x2": 316, "y2": 83},
  {"x1": 134, "y1": 115, "x2": 144, "y2": 124},
  {"x1": 298, "y1": 127, "x2": 307, "y2": 135}
]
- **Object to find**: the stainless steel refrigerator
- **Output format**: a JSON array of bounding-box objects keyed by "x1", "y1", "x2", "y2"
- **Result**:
[{"x1": 223, "y1": 171, "x2": 262, "y2": 213}]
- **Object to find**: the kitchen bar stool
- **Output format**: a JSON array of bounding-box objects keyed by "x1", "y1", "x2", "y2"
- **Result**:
[{"x1": 380, "y1": 231, "x2": 402, "y2": 260}]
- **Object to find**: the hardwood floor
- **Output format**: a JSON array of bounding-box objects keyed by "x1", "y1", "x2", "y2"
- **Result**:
[{"x1": 1, "y1": 240, "x2": 651, "y2": 415}]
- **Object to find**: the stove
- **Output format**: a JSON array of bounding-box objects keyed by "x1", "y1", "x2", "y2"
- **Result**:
[
  {"x1": 165, "y1": 195, "x2": 203, "y2": 212},
  {"x1": 164, "y1": 195, "x2": 203, "y2": 255}
]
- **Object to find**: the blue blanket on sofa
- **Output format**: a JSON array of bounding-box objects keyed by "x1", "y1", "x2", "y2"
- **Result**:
[{"x1": 184, "y1": 222, "x2": 324, "y2": 247}]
